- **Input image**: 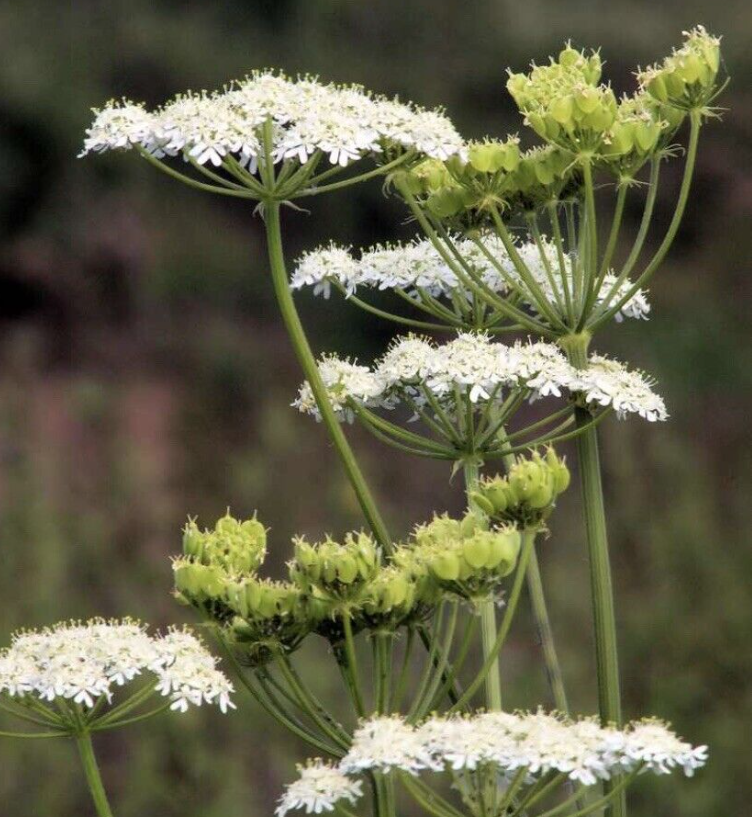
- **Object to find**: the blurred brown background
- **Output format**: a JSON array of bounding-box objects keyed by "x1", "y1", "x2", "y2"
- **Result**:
[{"x1": 0, "y1": 1, "x2": 750, "y2": 815}]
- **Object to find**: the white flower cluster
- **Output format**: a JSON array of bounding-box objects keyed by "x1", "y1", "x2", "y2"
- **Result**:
[
  {"x1": 294, "y1": 333, "x2": 667, "y2": 422},
  {"x1": 82, "y1": 72, "x2": 464, "y2": 170},
  {"x1": 292, "y1": 355, "x2": 388, "y2": 423},
  {"x1": 0, "y1": 619, "x2": 235, "y2": 714},
  {"x1": 291, "y1": 235, "x2": 650, "y2": 323},
  {"x1": 275, "y1": 761, "x2": 363, "y2": 817},
  {"x1": 277, "y1": 712, "x2": 707, "y2": 815},
  {"x1": 576, "y1": 355, "x2": 668, "y2": 422}
]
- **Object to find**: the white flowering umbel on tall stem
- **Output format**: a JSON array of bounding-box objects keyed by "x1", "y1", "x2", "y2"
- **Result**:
[
  {"x1": 0, "y1": 620, "x2": 234, "y2": 817},
  {"x1": 82, "y1": 72, "x2": 466, "y2": 553}
]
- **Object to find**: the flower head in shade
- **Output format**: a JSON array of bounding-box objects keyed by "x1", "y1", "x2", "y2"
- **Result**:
[
  {"x1": 82, "y1": 72, "x2": 464, "y2": 170},
  {"x1": 276, "y1": 760, "x2": 363, "y2": 817},
  {"x1": 292, "y1": 355, "x2": 387, "y2": 423},
  {"x1": 290, "y1": 234, "x2": 650, "y2": 325},
  {"x1": 0, "y1": 619, "x2": 234, "y2": 714}
]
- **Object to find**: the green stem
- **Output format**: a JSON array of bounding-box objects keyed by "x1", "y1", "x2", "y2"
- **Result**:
[
  {"x1": 341, "y1": 614, "x2": 366, "y2": 717},
  {"x1": 578, "y1": 158, "x2": 599, "y2": 330},
  {"x1": 590, "y1": 112, "x2": 701, "y2": 331},
  {"x1": 463, "y1": 460, "x2": 502, "y2": 710},
  {"x1": 449, "y1": 530, "x2": 535, "y2": 711},
  {"x1": 526, "y1": 547, "x2": 569, "y2": 713},
  {"x1": 560, "y1": 332, "x2": 624, "y2": 817},
  {"x1": 76, "y1": 731, "x2": 114, "y2": 817},
  {"x1": 264, "y1": 202, "x2": 392, "y2": 550}
]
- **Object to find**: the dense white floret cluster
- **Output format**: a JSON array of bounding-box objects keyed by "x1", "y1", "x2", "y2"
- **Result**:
[
  {"x1": 291, "y1": 235, "x2": 650, "y2": 323},
  {"x1": 82, "y1": 72, "x2": 464, "y2": 170},
  {"x1": 275, "y1": 760, "x2": 363, "y2": 817},
  {"x1": 0, "y1": 619, "x2": 234, "y2": 713},
  {"x1": 277, "y1": 712, "x2": 706, "y2": 816},
  {"x1": 574, "y1": 354, "x2": 668, "y2": 422},
  {"x1": 294, "y1": 334, "x2": 667, "y2": 422},
  {"x1": 292, "y1": 355, "x2": 387, "y2": 422}
]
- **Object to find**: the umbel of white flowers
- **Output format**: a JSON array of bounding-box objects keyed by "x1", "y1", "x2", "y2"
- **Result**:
[
  {"x1": 291, "y1": 235, "x2": 651, "y2": 324},
  {"x1": 294, "y1": 332, "x2": 668, "y2": 424},
  {"x1": 81, "y1": 71, "x2": 464, "y2": 171},
  {"x1": 0, "y1": 619, "x2": 235, "y2": 714},
  {"x1": 276, "y1": 712, "x2": 708, "y2": 816}
]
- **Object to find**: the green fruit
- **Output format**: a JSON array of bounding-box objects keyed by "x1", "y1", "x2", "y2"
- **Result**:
[
  {"x1": 463, "y1": 534, "x2": 491, "y2": 570},
  {"x1": 431, "y1": 553, "x2": 461, "y2": 582}
]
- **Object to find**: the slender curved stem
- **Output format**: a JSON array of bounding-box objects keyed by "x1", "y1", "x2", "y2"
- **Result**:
[
  {"x1": 427, "y1": 612, "x2": 477, "y2": 711},
  {"x1": 537, "y1": 768, "x2": 640, "y2": 817},
  {"x1": 298, "y1": 152, "x2": 415, "y2": 197},
  {"x1": 577, "y1": 158, "x2": 599, "y2": 330},
  {"x1": 463, "y1": 460, "x2": 502, "y2": 710},
  {"x1": 390, "y1": 629, "x2": 415, "y2": 713},
  {"x1": 333, "y1": 284, "x2": 458, "y2": 332},
  {"x1": 275, "y1": 653, "x2": 351, "y2": 750},
  {"x1": 596, "y1": 182, "x2": 628, "y2": 285},
  {"x1": 76, "y1": 731, "x2": 115, "y2": 817},
  {"x1": 401, "y1": 773, "x2": 466, "y2": 817},
  {"x1": 526, "y1": 547, "x2": 569, "y2": 713},
  {"x1": 413, "y1": 603, "x2": 459, "y2": 721},
  {"x1": 591, "y1": 112, "x2": 701, "y2": 331},
  {"x1": 341, "y1": 614, "x2": 366, "y2": 717},
  {"x1": 264, "y1": 202, "x2": 392, "y2": 550},
  {"x1": 90, "y1": 702, "x2": 172, "y2": 731},
  {"x1": 0, "y1": 729, "x2": 69, "y2": 738},
  {"x1": 137, "y1": 149, "x2": 258, "y2": 199}
]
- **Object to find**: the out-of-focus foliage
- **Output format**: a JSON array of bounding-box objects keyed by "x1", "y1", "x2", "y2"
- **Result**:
[{"x1": 0, "y1": 1, "x2": 750, "y2": 815}]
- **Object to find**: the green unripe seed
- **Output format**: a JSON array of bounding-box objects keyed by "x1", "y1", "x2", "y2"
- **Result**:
[
  {"x1": 431, "y1": 553, "x2": 461, "y2": 582},
  {"x1": 463, "y1": 534, "x2": 492, "y2": 570}
]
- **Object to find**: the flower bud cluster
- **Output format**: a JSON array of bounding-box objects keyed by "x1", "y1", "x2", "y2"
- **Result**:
[
  {"x1": 507, "y1": 45, "x2": 618, "y2": 153},
  {"x1": 600, "y1": 92, "x2": 673, "y2": 175},
  {"x1": 183, "y1": 512, "x2": 267, "y2": 575},
  {"x1": 638, "y1": 26, "x2": 722, "y2": 112},
  {"x1": 393, "y1": 514, "x2": 521, "y2": 604},
  {"x1": 471, "y1": 448, "x2": 570, "y2": 528},
  {"x1": 290, "y1": 532, "x2": 380, "y2": 601},
  {"x1": 174, "y1": 510, "x2": 523, "y2": 658},
  {"x1": 173, "y1": 512, "x2": 308, "y2": 665},
  {"x1": 400, "y1": 141, "x2": 576, "y2": 225}
]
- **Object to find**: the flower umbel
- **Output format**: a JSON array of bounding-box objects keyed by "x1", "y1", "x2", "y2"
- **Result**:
[{"x1": 0, "y1": 619, "x2": 234, "y2": 715}]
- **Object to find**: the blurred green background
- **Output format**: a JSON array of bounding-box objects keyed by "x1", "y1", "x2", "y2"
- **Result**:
[{"x1": 0, "y1": 1, "x2": 750, "y2": 815}]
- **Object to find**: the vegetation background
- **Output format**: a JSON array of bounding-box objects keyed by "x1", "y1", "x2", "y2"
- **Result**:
[{"x1": 0, "y1": 1, "x2": 749, "y2": 814}]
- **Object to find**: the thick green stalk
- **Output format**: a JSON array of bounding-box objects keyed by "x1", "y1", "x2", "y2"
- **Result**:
[
  {"x1": 264, "y1": 203, "x2": 391, "y2": 550},
  {"x1": 463, "y1": 459, "x2": 502, "y2": 710},
  {"x1": 76, "y1": 732, "x2": 114, "y2": 817},
  {"x1": 560, "y1": 331, "x2": 624, "y2": 817}
]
